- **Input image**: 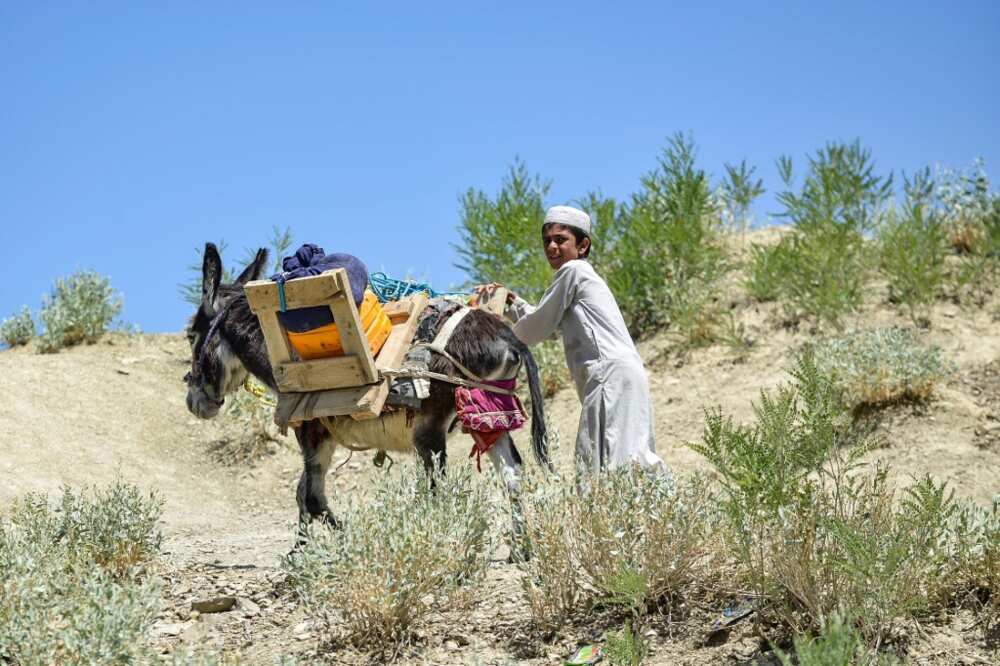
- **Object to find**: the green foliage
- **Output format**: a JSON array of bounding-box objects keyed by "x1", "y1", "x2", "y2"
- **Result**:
[
  {"x1": 812, "y1": 327, "x2": 953, "y2": 411},
  {"x1": 284, "y1": 465, "x2": 492, "y2": 648},
  {"x1": 37, "y1": 269, "x2": 123, "y2": 352},
  {"x1": 744, "y1": 240, "x2": 795, "y2": 302},
  {"x1": 604, "y1": 620, "x2": 649, "y2": 666},
  {"x1": 878, "y1": 170, "x2": 947, "y2": 325},
  {"x1": 749, "y1": 141, "x2": 890, "y2": 327},
  {"x1": 518, "y1": 470, "x2": 716, "y2": 629},
  {"x1": 454, "y1": 160, "x2": 553, "y2": 303},
  {"x1": 1, "y1": 305, "x2": 36, "y2": 347},
  {"x1": 0, "y1": 481, "x2": 164, "y2": 664},
  {"x1": 690, "y1": 355, "x2": 994, "y2": 645},
  {"x1": 777, "y1": 141, "x2": 892, "y2": 236},
  {"x1": 607, "y1": 133, "x2": 729, "y2": 340},
  {"x1": 719, "y1": 159, "x2": 765, "y2": 234},
  {"x1": 777, "y1": 613, "x2": 899, "y2": 666}
]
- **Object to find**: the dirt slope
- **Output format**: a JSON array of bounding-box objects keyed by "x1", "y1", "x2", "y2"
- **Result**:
[{"x1": 1, "y1": 259, "x2": 998, "y2": 663}]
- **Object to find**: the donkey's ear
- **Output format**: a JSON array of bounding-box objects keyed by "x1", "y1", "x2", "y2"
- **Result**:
[
  {"x1": 234, "y1": 248, "x2": 268, "y2": 286},
  {"x1": 202, "y1": 242, "x2": 223, "y2": 314}
]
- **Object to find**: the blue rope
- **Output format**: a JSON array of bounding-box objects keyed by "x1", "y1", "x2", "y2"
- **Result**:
[
  {"x1": 368, "y1": 272, "x2": 469, "y2": 303},
  {"x1": 277, "y1": 281, "x2": 287, "y2": 312}
]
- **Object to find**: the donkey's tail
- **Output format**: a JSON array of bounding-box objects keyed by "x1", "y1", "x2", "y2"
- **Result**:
[{"x1": 504, "y1": 330, "x2": 551, "y2": 472}]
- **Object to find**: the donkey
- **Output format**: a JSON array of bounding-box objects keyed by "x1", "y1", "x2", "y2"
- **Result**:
[{"x1": 184, "y1": 243, "x2": 549, "y2": 538}]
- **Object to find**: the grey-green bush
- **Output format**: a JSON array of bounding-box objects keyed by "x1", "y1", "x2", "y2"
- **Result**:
[
  {"x1": 284, "y1": 466, "x2": 492, "y2": 648},
  {"x1": 935, "y1": 160, "x2": 1000, "y2": 305},
  {"x1": 812, "y1": 327, "x2": 953, "y2": 410},
  {"x1": 0, "y1": 305, "x2": 35, "y2": 347},
  {"x1": 37, "y1": 269, "x2": 123, "y2": 352},
  {"x1": 0, "y1": 481, "x2": 164, "y2": 664},
  {"x1": 776, "y1": 613, "x2": 899, "y2": 666},
  {"x1": 518, "y1": 470, "x2": 717, "y2": 630}
]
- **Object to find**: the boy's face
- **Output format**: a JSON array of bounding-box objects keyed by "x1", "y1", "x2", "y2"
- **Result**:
[{"x1": 542, "y1": 224, "x2": 588, "y2": 270}]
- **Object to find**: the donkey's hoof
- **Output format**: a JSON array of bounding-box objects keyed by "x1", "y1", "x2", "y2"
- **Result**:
[{"x1": 317, "y1": 512, "x2": 342, "y2": 530}]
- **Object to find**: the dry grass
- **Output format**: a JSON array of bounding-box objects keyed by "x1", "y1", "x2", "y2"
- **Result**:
[{"x1": 518, "y1": 470, "x2": 719, "y2": 631}]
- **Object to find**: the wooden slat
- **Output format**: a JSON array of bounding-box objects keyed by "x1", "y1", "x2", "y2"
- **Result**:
[
  {"x1": 350, "y1": 381, "x2": 390, "y2": 420},
  {"x1": 327, "y1": 270, "x2": 377, "y2": 384},
  {"x1": 244, "y1": 272, "x2": 343, "y2": 313},
  {"x1": 376, "y1": 292, "x2": 429, "y2": 371},
  {"x1": 274, "y1": 355, "x2": 372, "y2": 393},
  {"x1": 285, "y1": 380, "x2": 389, "y2": 423},
  {"x1": 256, "y1": 310, "x2": 294, "y2": 370},
  {"x1": 381, "y1": 299, "x2": 413, "y2": 320},
  {"x1": 474, "y1": 287, "x2": 508, "y2": 317}
]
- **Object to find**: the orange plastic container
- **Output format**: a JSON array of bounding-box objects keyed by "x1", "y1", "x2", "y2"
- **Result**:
[{"x1": 286, "y1": 290, "x2": 392, "y2": 361}]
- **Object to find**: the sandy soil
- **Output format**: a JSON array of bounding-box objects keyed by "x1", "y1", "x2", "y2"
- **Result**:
[{"x1": 2, "y1": 243, "x2": 998, "y2": 664}]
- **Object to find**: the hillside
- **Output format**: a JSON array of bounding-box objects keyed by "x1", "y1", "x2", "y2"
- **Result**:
[{"x1": 1, "y1": 253, "x2": 999, "y2": 663}]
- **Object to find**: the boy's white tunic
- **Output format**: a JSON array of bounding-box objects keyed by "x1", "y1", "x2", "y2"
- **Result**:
[{"x1": 506, "y1": 259, "x2": 670, "y2": 476}]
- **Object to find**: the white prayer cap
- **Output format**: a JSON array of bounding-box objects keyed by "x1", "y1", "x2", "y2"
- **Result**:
[{"x1": 544, "y1": 205, "x2": 592, "y2": 236}]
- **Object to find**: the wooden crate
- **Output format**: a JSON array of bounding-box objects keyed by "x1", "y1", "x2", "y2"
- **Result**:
[
  {"x1": 244, "y1": 269, "x2": 430, "y2": 422},
  {"x1": 244, "y1": 268, "x2": 379, "y2": 393}
]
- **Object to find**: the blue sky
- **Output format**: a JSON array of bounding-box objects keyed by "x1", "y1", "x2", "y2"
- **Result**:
[{"x1": 1, "y1": 1, "x2": 997, "y2": 333}]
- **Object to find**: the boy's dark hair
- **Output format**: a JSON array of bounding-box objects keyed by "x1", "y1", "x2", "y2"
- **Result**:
[{"x1": 542, "y1": 223, "x2": 591, "y2": 258}]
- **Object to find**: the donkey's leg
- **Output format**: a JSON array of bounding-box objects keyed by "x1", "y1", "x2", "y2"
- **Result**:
[
  {"x1": 486, "y1": 433, "x2": 530, "y2": 562},
  {"x1": 294, "y1": 419, "x2": 339, "y2": 541},
  {"x1": 412, "y1": 408, "x2": 451, "y2": 482}
]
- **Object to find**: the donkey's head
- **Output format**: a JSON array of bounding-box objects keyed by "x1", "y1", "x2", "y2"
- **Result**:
[{"x1": 184, "y1": 243, "x2": 268, "y2": 419}]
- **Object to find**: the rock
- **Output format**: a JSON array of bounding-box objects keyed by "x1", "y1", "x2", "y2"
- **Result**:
[
  {"x1": 444, "y1": 640, "x2": 459, "y2": 651},
  {"x1": 239, "y1": 598, "x2": 261, "y2": 617},
  {"x1": 293, "y1": 620, "x2": 312, "y2": 638},
  {"x1": 191, "y1": 595, "x2": 237, "y2": 614},
  {"x1": 154, "y1": 622, "x2": 186, "y2": 637}
]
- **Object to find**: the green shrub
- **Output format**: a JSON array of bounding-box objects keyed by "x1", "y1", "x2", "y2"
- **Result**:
[
  {"x1": 780, "y1": 225, "x2": 874, "y2": 328},
  {"x1": 37, "y1": 269, "x2": 123, "y2": 352},
  {"x1": 745, "y1": 241, "x2": 795, "y2": 303},
  {"x1": 718, "y1": 159, "x2": 765, "y2": 235},
  {"x1": 777, "y1": 613, "x2": 899, "y2": 666},
  {"x1": 755, "y1": 141, "x2": 890, "y2": 327},
  {"x1": 878, "y1": 172, "x2": 947, "y2": 325},
  {"x1": 1, "y1": 305, "x2": 36, "y2": 347},
  {"x1": 812, "y1": 328, "x2": 953, "y2": 411},
  {"x1": 0, "y1": 482, "x2": 164, "y2": 664},
  {"x1": 604, "y1": 620, "x2": 649, "y2": 666},
  {"x1": 454, "y1": 160, "x2": 553, "y2": 304},
  {"x1": 518, "y1": 470, "x2": 716, "y2": 630},
  {"x1": 690, "y1": 356, "x2": 993, "y2": 646},
  {"x1": 284, "y1": 466, "x2": 492, "y2": 648},
  {"x1": 606, "y1": 133, "x2": 729, "y2": 341}
]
